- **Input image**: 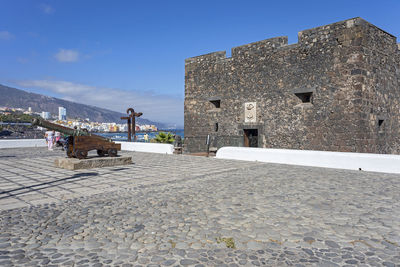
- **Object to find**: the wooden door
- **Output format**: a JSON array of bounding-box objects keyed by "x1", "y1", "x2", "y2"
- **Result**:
[{"x1": 244, "y1": 129, "x2": 258, "y2": 147}]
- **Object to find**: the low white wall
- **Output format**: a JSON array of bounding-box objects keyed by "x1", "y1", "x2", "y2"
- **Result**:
[
  {"x1": 0, "y1": 140, "x2": 175, "y2": 154},
  {"x1": 117, "y1": 141, "x2": 174, "y2": 154},
  {"x1": 216, "y1": 146, "x2": 400, "y2": 174},
  {"x1": 0, "y1": 139, "x2": 47, "y2": 149}
]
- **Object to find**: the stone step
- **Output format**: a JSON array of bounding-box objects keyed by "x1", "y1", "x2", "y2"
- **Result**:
[{"x1": 54, "y1": 156, "x2": 132, "y2": 170}]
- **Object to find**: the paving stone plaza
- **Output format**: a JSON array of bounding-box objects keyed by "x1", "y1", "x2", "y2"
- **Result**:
[{"x1": 0, "y1": 147, "x2": 399, "y2": 266}]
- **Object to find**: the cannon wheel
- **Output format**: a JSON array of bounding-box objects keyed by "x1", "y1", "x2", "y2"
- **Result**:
[
  {"x1": 97, "y1": 149, "x2": 106, "y2": 157},
  {"x1": 75, "y1": 149, "x2": 88, "y2": 159},
  {"x1": 108, "y1": 148, "x2": 117, "y2": 157},
  {"x1": 66, "y1": 149, "x2": 74, "y2": 158}
]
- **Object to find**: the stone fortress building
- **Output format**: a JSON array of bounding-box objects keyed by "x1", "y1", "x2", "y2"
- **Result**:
[{"x1": 184, "y1": 17, "x2": 400, "y2": 154}]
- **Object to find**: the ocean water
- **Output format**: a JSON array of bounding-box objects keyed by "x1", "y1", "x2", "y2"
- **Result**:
[{"x1": 98, "y1": 129, "x2": 184, "y2": 142}]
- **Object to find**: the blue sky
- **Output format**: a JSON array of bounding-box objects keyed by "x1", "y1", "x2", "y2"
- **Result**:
[{"x1": 1, "y1": 0, "x2": 399, "y2": 126}]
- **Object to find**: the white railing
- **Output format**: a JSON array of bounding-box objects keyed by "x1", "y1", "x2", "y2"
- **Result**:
[
  {"x1": 216, "y1": 147, "x2": 400, "y2": 174},
  {"x1": 0, "y1": 139, "x2": 47, "y2": 149}
]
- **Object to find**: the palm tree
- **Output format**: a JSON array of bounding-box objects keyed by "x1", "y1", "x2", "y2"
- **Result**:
[{"x1": 154, "y1": 132, "x2": 175, "y2": 144}]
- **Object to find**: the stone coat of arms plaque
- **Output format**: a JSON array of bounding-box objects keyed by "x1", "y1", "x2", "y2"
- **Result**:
[{"x1": 244, "y1": 102, "x2": 256, "y2": 123}]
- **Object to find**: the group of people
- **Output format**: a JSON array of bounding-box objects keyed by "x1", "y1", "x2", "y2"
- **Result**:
[{"x1": 44, "y1": 130, "x2": 62, "y2": 150}]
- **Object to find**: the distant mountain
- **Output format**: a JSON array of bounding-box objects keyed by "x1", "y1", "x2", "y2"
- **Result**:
[{"x1": 0, "y1": 84, "x2": 167, "y2": 127}]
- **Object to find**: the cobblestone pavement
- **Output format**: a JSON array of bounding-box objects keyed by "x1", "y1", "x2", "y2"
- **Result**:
[{"x1": 0, "y1": 147, "x2": 399, "y2": 266}]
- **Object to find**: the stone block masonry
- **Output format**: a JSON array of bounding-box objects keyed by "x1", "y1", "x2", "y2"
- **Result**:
[{"x1": 184, "y1": 17, "x2": 400, "y2": 154}]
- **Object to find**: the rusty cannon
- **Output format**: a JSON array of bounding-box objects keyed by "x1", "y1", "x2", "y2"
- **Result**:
[{"x1": 32, "y1": 118, "x2": 121, "y2": 159}]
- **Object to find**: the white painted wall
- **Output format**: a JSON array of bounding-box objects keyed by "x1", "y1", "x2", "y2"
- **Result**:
[
  {"x1": 0, "y1": 139, "x2": 47, "y2": 149},
  {"x1": 0, "y1": 139, "x2": 174, "y2": 154},
  {"x1": 216, "y1": 146, "x2": 400, "y2": 174},
  {"x1": 117, "y1": 142, "x2": 174, "y2": 154}
]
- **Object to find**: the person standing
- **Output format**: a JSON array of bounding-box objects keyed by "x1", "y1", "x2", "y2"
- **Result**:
[
  {"x1": 175, "y1": 134, "x2": 182, "y2": 147},
  {"x1": 46, "y1": 130, "x2": 55, "y2": 150},
  {"x1": 44, "y1": 131, "x2": 48, "y2": 146},
  {"x1": 55, "y1": 131, "x2": 61, "y2": 143},
  {"x1": 144, "y1": 133, "x2": 149, "y2": 143}
]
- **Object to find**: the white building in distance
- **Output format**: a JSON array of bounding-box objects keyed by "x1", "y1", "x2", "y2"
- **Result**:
[
  {"x1": 41, "y1": 111, "x2": 51, "y2": 119},
  {"x1": 58, "y1": 107, "x2": 66, "y2": 121}
]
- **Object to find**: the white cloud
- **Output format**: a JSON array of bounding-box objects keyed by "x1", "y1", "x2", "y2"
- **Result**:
[
  {"x1": 0, "y1": 31, "x2": 14, "y2": 40},
  {"x1": 40, "y1": 4, "x2": 55, "y2": 14},
  {"x1": 54, "y1": 49, "x2": 79, "y2": 62},
  {"x1": 14, "y1": 80, "x2": 183, "y2": 126}
]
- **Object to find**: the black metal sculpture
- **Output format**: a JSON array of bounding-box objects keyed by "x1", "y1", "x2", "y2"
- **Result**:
[{"x1": 121, "y1": 108, "x2": 142, "y2": 141}]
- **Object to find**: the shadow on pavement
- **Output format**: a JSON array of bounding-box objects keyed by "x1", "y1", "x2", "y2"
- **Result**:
[{"x1": 0, "y1": 172, "x2": 99, "y2": 200}]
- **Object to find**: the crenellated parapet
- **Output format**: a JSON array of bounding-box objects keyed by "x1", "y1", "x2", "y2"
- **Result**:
[
  {"x1": 185, "y1": 51, "x2": 227, "y2": 65},
  {"x1": 185, "y1": 17, "x2": 399, "y2": 67},
  {"x1": 185, "y1": 37, "x2": 290, "y2": 66},
  {"x1": 231, "y1": 36, "x2": 288, "y2": 58},
  {"x1": 297, "y1": 17, "x2": 365, "y2": 46}
]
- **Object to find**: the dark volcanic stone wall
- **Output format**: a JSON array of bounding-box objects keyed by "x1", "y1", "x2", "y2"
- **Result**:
[{"x1": 184, "y1": 18, "x2": 400, "y2": 154}]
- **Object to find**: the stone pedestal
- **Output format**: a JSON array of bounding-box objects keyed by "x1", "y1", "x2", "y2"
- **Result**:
[{"x1": 55, "y1": 156, "x2": 132, "y2": 170}]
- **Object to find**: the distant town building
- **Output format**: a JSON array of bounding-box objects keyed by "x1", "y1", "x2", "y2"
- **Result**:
[
  {"x1": 184, "y1": 18, "x2": 400, "y2": 154},
  {"x1": 58, "y1": 107, "x2": 67, "y2": 121},
  {"x1": 41, "y1": 111, "x2": 51, "y2": 120},
  {"x1": 120, "y1": 124, "x2": 128, "y2": 132},
  {"x1": 138, "y1": 124, "x2": 158, "y2": 131},
  {"x1": 109, "y1": 124, "x2": 119, "y2": 132},
  {"x1": 28, "y1": 107, "x2": 32, "y2": 113}
]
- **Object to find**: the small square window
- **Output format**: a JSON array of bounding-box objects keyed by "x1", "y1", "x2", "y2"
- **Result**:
[
  {"x1": 295, "y1": 92, "x2": 313, "y2": 103},
  {"x1": 210, "y1": 100, "x2": 221, "y2": 108}
]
